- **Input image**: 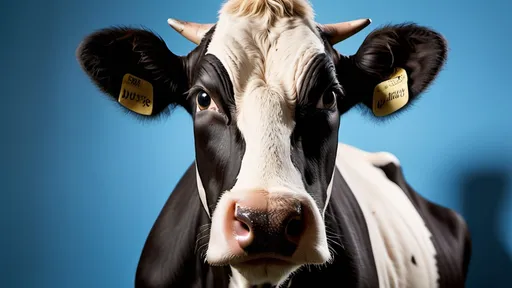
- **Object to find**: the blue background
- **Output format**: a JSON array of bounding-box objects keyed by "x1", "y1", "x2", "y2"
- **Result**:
[{"x1": 2, "y1": 0, "x2": 511, "y2": 287}]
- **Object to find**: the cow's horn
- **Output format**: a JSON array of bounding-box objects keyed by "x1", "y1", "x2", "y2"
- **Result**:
[
  {"x1": 321, "y1": 18, "x2": 372, "y2": 45},
  {"x1": 167, "y1": 18, "x2": 214, "y2": 45}
]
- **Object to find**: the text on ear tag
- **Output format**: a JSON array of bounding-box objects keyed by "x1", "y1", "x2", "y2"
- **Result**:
[
  {"x1": 372, "y1": 67, "x2": 409, "y2": 117},
  {"x1": 118, "y1": 73, "x2": 154, "y2": 115}
]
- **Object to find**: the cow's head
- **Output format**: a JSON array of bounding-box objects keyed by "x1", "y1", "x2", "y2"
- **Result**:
[{"x1": 77, "y1": 0, "x2": 447, "y2": 285}]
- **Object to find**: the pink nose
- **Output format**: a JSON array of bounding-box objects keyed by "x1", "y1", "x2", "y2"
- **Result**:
[{"x1": 231, "y1": 191, "x2": 304, "y2": 257}]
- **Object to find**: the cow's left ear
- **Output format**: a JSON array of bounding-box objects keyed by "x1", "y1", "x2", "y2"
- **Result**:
[
  {"x1": 76, "y1": 27, "x2": 190, "y2": 118},
  {"x1": 336, "y1": 23, "x2": 447, "y2": 118}
]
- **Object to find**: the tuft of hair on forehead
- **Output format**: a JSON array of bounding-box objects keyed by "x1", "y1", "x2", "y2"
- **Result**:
[{"x1": 221, "y1": 0, "x2": 314, "y2": 23}]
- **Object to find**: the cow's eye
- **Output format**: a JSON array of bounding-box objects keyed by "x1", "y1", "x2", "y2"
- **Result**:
[
  {"x1": 197, "y1": 91, "x2": 211, "y2": 110},
  {"x1": 323, "y1": 90, "x2": 335, "y2": 106},
  {"x1": 317, "y1": 89, "x2": 337, "y2": 109}
]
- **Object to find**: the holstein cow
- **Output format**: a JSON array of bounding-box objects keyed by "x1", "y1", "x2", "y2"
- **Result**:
[{"x1": 76, "y1": 0, "x2": 471, "y2": 287}]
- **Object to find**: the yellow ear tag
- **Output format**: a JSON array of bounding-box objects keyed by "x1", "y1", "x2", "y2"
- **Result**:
[
  {"x1": 372, "y1": 67, "x2": 409, "y2": 117},
  {"x1": 118, "y1": 73, "x2": 154, "y2": 115}
]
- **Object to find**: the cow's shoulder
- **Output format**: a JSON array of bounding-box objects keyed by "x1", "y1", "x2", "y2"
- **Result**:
[
  {"x1": 334, "y1": 143, "x2": 471, "y2": 287},
  {"x1": 135, "y1": 163, "x2": 231, "y2": 288}
]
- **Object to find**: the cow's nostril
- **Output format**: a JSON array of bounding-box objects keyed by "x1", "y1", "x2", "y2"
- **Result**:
[
  {"x1": 234, "y1": 219, "x2": 251, "y2": 237},
  {"x1": 234, "y1": 204, "x2": 254, "y2": 249},
  {"x1": 285, "y1": 216, "x2": 303, "y2": 243}
]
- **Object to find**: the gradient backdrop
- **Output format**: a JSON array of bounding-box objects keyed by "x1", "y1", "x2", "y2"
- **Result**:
[{"x1": 2, "y1": 0, "x2": 511, "y2": 287}]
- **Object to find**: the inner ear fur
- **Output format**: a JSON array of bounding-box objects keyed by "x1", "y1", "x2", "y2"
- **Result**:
[
  {"x1": 76, "y1": 26, "x2": 190, "y2": 119},
  {"x1": 337, "y1": 23, "x2": 448, "y2": 117}
]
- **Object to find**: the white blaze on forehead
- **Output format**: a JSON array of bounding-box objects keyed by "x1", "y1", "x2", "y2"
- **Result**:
[
  {"x1": 206, "y1": 11, "x2": 325, "y2": 191},
  {"x1": 207, "y1": 13, "x2": 324, "y2": 97}
]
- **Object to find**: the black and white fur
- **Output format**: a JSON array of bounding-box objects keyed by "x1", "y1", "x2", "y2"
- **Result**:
[{"x1": 76, "y1": 0, "x2": 471, "y2": 287}]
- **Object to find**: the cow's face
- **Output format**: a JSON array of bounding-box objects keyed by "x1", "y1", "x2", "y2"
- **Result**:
[
  {"x1": 193, "y1": 5, "x2": 343, "y2": 284},
  {"x1": 77, "y1": 0, "x2": 447, "y2": 285}
]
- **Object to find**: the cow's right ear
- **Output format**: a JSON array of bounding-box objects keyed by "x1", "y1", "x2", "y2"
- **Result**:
[{"x1": 76, "y1": 27, "x2": 190, "y2": 118}]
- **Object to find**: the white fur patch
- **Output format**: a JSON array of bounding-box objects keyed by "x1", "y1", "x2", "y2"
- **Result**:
[
  {"x1": 195, "y1": 163, "x2": 210, "y2": 217},
  {"x1": 361, "y1": 150, "x2": 401, "y2": 167},
  {"x1": 335, "y1": 143, "x2": 439, "y2": 288},
  {"x1": 323, "y1": 169, "x2": 335, "y2": 216},
  {"x1": 205, "y1": 1, "x2": 325, "y2": 194}
]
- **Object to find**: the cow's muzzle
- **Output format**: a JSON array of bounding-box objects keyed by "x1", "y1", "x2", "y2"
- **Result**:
[
  {"x1": 233, "y1": 192, "x2": 303, "y2": 257},
  {"x1": 206, "y1": 189, "x2": 330, "y2": 268}
]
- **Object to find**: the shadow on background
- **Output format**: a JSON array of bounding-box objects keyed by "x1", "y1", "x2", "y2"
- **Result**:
[{"x1": 461, "y1": 170, "x2": 512, "y2": 288}]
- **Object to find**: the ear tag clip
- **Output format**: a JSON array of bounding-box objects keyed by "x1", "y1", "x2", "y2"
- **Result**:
[
  {"x1": 372, "y1": 67, "x2": 409, "y2": 117},
  {"x1": 118, "y1": 73, "x2": 154, "y2": 115}
]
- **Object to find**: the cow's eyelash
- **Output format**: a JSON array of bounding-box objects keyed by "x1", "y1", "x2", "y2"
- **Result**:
[{"x1": 186, "y1": 86, "x2": 208, "y2": 101}]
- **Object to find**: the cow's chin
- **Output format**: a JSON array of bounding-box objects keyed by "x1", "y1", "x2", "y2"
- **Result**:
[{"x1": 230, "y1": 261, "x2": 300, "y2": 286}]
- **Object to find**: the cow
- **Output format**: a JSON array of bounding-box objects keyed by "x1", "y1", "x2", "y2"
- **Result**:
[{"x1": 76, "y1": 0, "x2": 471, "y2": 287}]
